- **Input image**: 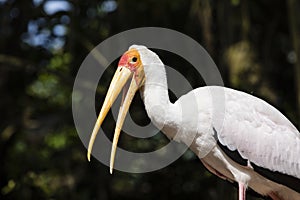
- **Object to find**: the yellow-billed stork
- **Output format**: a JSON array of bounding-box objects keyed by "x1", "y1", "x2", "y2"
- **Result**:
[{"x1": 87, "y1": 45, "x2": 300, "y2": 200}]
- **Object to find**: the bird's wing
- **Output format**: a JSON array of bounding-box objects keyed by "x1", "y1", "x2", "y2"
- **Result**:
[{"x1": 209, "y1": 86, "x2": 300, "y2": 179}]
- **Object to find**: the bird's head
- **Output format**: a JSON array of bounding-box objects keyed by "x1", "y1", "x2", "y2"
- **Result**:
[
  {"x1": 87, "y1": 45, "x2": 150, "y2": 173},
  {"x1": 117, "y1": 47, "x2": 146, "y2": 87}
]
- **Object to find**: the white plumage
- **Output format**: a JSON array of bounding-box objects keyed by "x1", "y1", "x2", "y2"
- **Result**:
[
  {"x1": 88, "y1": 45, "x2": 300, "y2": 200},
  {"x1": 137, "y1": 45, "x2": 300, "y2": 199}
]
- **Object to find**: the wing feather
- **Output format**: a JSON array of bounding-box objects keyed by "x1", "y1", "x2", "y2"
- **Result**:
[{"x1": 207, "y1": 86, "x2": 300, "y2": 179}]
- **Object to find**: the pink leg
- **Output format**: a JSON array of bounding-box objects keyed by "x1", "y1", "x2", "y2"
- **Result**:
[{"x1": 238, "y1": 182, "x2": 246, "y2": 200}]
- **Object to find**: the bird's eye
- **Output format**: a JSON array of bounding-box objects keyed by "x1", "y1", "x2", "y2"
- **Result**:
[{"x1": 131, "y1": 57, "x2": 138, "y2": 63}]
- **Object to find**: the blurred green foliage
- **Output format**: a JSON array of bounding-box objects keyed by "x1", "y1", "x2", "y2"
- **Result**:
[{"x1": 0, "y1": 0, "x2": 299, "y2": 200}]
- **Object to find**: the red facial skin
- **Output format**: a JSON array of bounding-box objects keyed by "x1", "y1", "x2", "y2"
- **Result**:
[
  {"x1": 118, "y1": 49, "x2": 141, "y2": 72},
  {"x1": 118, "y1": 53, "x2": 130, "y2": 67},
  {"x1": 118, "y1": 49, "x2": 144, "y2": 86}
]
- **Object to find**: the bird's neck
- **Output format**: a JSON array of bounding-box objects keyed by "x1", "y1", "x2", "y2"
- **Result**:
[{"x1": 141, "y1": 63, "x2": 174, "y2": 129}]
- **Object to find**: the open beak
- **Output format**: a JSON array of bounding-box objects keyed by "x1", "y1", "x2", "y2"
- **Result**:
[{"x1": 87, "y1": 66, "x2": 144, "y2": 174}]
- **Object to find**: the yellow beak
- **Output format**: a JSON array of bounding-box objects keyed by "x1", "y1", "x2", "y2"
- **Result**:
[{"x1": 87, "y1": 66, "x2": 141, "y2": 174}]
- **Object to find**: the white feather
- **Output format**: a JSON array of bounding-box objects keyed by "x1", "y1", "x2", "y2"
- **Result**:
[{"x1": 132, "y1": 45, "x2": 300, "y2": 196}]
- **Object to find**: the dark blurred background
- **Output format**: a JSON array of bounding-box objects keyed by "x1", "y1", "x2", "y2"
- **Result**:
[{"x1": 0, "y1": 0, "x2": 299, "y2": 199}]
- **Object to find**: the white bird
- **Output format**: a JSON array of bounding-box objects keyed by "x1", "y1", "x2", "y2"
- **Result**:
[{"x1": 87, "y1": 45, "x2": 300, "y2": 200}]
